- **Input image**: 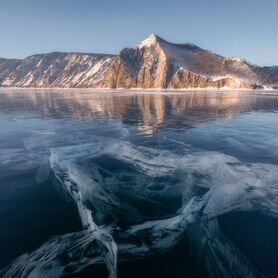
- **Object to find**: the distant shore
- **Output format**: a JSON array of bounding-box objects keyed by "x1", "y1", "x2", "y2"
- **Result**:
[{"x1": 0, "y1": 87, "x2": 276, "y2": 93}]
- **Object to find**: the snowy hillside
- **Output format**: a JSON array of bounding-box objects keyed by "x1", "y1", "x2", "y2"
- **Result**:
[{"x1": 0, "y1": 34, "x2": 277, "y2": 89}]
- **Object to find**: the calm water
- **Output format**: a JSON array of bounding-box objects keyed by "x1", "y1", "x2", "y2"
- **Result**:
[{"x1": 0, "y1": 89, "x2": 277, "y2": 278}]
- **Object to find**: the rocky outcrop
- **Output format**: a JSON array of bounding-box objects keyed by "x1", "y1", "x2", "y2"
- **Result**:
[
  {"x1": 0, "y1": 34, "x2": 277, "y2": 89},
  {"x1": 95, "y1": 55, "x2": 137, "y2": 88},
  {"x1": 168, "y1": 69, "x2": 255, "y2": 89}
]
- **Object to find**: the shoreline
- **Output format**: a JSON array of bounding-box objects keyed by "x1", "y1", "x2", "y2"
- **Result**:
[{"x1": 0, "y1": 86, "x2": 276, "y2": 93}]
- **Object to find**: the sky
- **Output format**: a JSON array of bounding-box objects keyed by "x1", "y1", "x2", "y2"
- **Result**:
[{"x1": 0, "y1": 0, "x2": 277, "y2": 66}]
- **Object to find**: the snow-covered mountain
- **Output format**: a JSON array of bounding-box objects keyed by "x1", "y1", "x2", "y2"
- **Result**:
[
  {"x1": 1, "y1": 34, "x2": 277, "y2": 89},
  {"x1": 0, "y1": 53, "x2": 115, "y2": 88}
]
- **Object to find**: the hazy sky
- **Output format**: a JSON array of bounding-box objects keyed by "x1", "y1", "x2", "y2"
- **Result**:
[{"x1": 0, "y1": 0, "x2": 277, "y2": 65}]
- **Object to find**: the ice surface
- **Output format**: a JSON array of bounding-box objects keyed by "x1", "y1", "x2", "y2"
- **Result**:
[{"x1": 0, "y1": 132, "x2": 277, "y2": 278}]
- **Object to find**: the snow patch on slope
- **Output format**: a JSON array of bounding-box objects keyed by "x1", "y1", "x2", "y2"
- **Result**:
[{"x1": 137, "y1": 34, "x2": 159, "y2": 48}]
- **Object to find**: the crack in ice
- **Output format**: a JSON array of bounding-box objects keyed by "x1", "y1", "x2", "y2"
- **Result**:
[{"x1": 0, "y1": 134, "x2": 277, "y2": 278}]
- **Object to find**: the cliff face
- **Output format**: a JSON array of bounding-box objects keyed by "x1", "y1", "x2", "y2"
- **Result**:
[
  {"x1": 168, "y1": 69, "x2": 254, "y2": 89},
  {"x1": 0, "y1": 34, "x2": 277, "y2": 89}
]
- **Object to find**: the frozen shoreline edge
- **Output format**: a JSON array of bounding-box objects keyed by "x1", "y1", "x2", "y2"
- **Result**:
[{"x1": 0, "y1": 86, "x2": 276, "y2": 94}]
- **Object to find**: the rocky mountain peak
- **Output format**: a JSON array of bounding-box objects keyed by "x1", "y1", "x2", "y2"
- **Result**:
[
  {"x1": 137, "y1": 33, "x2": 164, "y2": 48},
  {"x1": 137, "y1": 34, "x2": 204, "y2": 51},
  {"x1": 0, "y1": 35, "x2": 277, "y2": 89}
]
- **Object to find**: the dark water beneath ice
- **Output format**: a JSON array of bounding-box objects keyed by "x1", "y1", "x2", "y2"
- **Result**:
[{"x1": 0, "y1": 89, "x2": 277, "y2": 278}]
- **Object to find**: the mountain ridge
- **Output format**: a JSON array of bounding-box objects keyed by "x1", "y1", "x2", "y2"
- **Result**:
[{"x1": 0, "y1": 34, "x2": 277, "y2": 89}]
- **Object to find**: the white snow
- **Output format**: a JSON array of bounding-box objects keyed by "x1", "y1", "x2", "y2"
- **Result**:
[
  {"x1": 225, "y1": 57, "x2": 243, "y2": 62},
  {"x1": 137, "y1": 34, "x2": 158, "y2": 48}
]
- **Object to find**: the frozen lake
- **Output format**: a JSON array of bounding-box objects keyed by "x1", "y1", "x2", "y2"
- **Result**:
[{"x1": 0, "y1": 89, "x2": 277, "y2": 278}]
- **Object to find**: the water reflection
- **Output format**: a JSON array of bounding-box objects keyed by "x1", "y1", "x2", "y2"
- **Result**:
[{"x1": 0, "y1": 90, "x2": 277, "y2": 135}]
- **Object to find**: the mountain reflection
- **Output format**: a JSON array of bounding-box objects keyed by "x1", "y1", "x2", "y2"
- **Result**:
[{"x1": 0, "y1": 90, "x2": 277, "y2": 135}]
